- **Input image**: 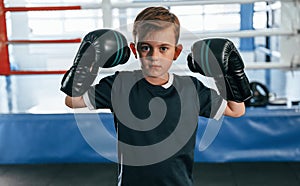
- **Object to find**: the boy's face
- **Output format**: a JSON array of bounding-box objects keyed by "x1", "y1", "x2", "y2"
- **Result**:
[{"x1": 130, "y1": 26, "x2": 182, "y2": 84}]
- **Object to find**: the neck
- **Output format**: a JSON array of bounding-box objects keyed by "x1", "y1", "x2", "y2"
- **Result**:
[{"x1": 144, "y1": 73, "x2": 169, "y2": 86}]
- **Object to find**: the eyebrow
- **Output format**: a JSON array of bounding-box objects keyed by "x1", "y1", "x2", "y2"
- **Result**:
[{"x1": 138, "y1": 42, "x2": 174, "y2": 47}]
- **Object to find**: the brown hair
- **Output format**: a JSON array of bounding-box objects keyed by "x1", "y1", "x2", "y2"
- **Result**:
[{"x1": 132, "y1": 7, "x2": 180, "y2": 44}]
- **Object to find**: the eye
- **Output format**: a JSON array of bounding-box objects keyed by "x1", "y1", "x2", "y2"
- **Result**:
[
  {"x1": 139, "y1": 44, "x2": 151, "y2": 52},
  {"x1": 160, "y1": 46, "x2": 168, "y2": 52}
]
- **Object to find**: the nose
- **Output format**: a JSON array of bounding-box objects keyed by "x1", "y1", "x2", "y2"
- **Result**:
[{"x1": 149, "y1": 48, "x2": 160, "y2": 61}]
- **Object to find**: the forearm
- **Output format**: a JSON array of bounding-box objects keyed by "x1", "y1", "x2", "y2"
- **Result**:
[
  {"x1": 65, "y1": 96, "x2": 87, "y2": 108},
  {"x1": 224, "y1": 101, "x2": 245, "y2": 117}
]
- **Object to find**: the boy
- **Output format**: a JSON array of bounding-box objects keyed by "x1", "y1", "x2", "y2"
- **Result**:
[{"x1": 62, "y1": 6, "x2": 247, "y2": 186}]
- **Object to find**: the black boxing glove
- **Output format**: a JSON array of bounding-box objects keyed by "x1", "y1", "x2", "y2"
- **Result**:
[
  {"x1": 61, "y1": 29, "x2": 131, "y2": 97},
  {"x1": 187, "y1": 38, "x2": 252, "y2": 102}
]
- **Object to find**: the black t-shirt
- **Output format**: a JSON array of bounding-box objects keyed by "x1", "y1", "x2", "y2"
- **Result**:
[{"x1": 84, "y1": 70, "x2": 225, "y2": 186}]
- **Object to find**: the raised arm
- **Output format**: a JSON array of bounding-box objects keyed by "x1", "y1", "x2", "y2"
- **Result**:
[
  {"x1": 224, "y1": 101, "x2": 245, "y2": 117},
  {"x1": 60, "y1": 29, "x2": 130, "y2": 108},
  {"x1": 187, "y1": 38, "x2": 252, "y2": 118},
  {"x1": 65, "y1": 96, "x2": 86, "y2": 108}
]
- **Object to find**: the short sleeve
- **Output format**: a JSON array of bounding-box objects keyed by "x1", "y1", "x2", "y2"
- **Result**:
[
  {"x1": 83, "y1": 72, "x2": 118, "y2": 110},
  {"x1": 192, "y1": 77, "x2": 227, "y2": 120}
]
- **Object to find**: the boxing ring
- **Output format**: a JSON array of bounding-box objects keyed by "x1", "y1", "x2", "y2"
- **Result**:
[{"x1": 1, "y1": 0, "x2": 300, "y2": 164}]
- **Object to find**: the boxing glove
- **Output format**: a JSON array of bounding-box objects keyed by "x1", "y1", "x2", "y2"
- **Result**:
[
  {"x1": 61, "y1": 29, "x2": 131, "y2": 97},
  {"x1": 187, "y1": 38, "x2": 252, "y2": 102}
]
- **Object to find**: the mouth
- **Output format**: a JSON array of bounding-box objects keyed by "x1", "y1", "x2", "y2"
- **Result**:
[{"x1": 150, "y1": 65, "x2": 161, "y2": 69}]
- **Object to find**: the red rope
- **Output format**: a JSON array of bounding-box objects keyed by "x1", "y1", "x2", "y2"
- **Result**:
[
  {"x1": 0, "y1": 2, "x2": 83, "y2": 75},
  {"x1": 8, "y1": 38, "x2": 81, "y2": 44},
  {"x1": 0, "y1": 0, "x2": 10, "y2": 75},
  {"x1": 4, "y1": 6, "x2": 82, "y2": 12},
  {"x1": 10, "y1": 70, "x2": 67, "y2": 75}
]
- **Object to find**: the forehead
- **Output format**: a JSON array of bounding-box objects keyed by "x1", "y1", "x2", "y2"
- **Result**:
[{"x1": 136, "y1": 26, "x2": 177, "y2": 45}]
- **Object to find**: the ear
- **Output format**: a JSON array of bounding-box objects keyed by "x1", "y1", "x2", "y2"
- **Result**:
[
  {"x1": 130, "y1": 42, "x2": 138, "y2": 59},
  {"x1": 173, "y1": 44, "x2": 183, "y2": 60}
]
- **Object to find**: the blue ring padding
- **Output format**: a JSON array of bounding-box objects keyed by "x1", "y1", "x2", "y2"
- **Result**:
[{"x1": 1, "y1": 108, "x2": 300, "y2": 164}]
